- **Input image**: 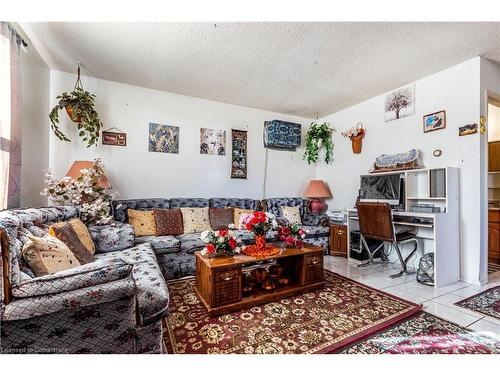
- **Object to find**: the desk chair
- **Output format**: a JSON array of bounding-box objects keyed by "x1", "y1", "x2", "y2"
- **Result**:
[{"x1": 357, "y1": 202, "x2": 418, "y2": 278}]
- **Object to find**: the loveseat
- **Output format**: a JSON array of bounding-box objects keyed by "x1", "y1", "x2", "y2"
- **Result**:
[
  {"x1": 112, "y1": 197, "x2": 329, "y2": 281},
  {"x1": 0, "y1": 206, "x2": 168, "y2": 354}
]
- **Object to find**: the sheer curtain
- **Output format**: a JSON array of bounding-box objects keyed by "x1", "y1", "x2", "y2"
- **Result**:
[{"x1": 0, "y1": 22, "x2": 22, "y2": 210}]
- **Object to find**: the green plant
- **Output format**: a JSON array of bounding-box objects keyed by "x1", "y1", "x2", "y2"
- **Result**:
[
  {"x1": 303, "y1": 122, "x2": 333, "y2": 164},
  {"x1": 49, "y1": 66, "x2": 103, "y2": 147}
]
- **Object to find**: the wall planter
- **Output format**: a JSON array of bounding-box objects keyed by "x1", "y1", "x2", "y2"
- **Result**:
[{"x1": 342, "y1": 123, "x2": 365, "y2": 154}]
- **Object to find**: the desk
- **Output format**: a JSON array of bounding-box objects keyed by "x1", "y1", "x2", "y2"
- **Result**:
[{"x1": 346, "y1": 208, "x2": 460, "y2": 288}]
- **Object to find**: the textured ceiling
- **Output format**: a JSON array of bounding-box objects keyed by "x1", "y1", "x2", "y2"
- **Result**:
[{"x1": 20, "y1": 22, "x2": 500, "y2": 118}]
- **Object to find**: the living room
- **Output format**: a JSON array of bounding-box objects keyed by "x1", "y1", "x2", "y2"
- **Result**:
[{"x1": 1, "y1": 0, "x2": 500, "y2": 371}]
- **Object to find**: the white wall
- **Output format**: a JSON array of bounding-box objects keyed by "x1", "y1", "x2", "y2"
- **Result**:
[
  {"x1": 316, "y1": 58, "x2": 483, "y2": 284},
  {"x1": 48, "y1": 70, "x2": 315, "y2": 200},
  {"x1": 487, "y1": 103, "x2": 500, "y2": 142},
  {"x1": 20, "y1": 35, "x2": 50, "y2": 207}
]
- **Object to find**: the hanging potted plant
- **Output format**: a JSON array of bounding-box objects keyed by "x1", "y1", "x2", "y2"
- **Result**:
[
  {"x1": 342, "y1": 123, "x2": 365, "y2": 154},
  {"x1": 303, "y1": 122, "x2": 334, "y2": 164},
  {"x1": 49, "y1": 65, "x2": 103, "y2": 147}
]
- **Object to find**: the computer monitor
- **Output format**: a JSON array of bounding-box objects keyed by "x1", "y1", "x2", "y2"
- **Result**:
[{"x1": 360, "y1": 174, "x2": 402, "y2": 205}]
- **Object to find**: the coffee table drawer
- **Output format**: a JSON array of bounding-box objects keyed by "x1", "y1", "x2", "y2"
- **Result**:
[
  {"x1": 305, "y1": 253, "x2": 324, "y2": 284},
  {"x1": 212, "y1": 268, "x2": 241, "y2": 306}
]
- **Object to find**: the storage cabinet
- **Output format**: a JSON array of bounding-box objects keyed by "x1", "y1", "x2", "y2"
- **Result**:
[
  {"x1": 488, "y1": 142, "x2": 500, "y2": 172},
  {"x1": 329, "y1": 224, "x2": 348, "y2": 256},
  {"x1": 489, "y1": 209, "x2": 500, "y2": 264}
]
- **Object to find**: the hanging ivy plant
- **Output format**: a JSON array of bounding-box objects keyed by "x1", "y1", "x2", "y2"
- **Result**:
[
  {"x1": 303, "y1": 122, "x2": 334, "y2": 164},
  {"x1": 49, "y1": 65, "x2": 103, "y2": 147}
]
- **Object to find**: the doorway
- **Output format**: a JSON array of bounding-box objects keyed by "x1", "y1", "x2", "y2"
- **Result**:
[{"x1": 487, "y1": 96, "x2": 500, "y2": 275}]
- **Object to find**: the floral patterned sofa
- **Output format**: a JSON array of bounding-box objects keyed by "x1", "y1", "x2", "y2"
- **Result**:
[
  {"x1": 261, "y1": 197, "x2": 330, "y2": 252},
  {"x1": 0, "y1": 206, "x2": 168, "y2": 354},
  {"x1": 112, "y1": 197, "x2": 329, "y2": 281}
]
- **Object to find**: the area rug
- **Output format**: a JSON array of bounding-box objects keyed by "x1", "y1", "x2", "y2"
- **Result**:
[
  {"x1": 454, "y1": 286, "x2": 500, "y2": 319},
  {"x1": 341, "y1": 312, "x2": 500, "y2": 354},
  {"x1": 163, "y1": 270, "x2": 421, "y2": 354}
]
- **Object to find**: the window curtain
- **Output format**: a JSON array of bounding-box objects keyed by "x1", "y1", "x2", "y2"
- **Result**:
[{"x1": 0, "y1": 22, "x2": 22, "y2": 209}]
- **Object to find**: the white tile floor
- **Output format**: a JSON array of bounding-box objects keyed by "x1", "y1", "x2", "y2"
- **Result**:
[{"x1": 324, "y1": 255, "x2": 500, "y2": 339}]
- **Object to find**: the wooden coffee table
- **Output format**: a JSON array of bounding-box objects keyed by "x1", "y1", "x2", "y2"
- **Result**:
[{"x1": 194, "y1": 243, "x2": 325, "y2": 316}]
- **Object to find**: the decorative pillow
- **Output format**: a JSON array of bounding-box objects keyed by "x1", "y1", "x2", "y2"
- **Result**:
[
  {"x1": 180, "y1": 207, "x2": 211, "y2": 234},
  {"x1": 281, "y1": 206, "x2": 302, "y2": 225},
  {"x1": 128, "y1": 209, "x2": 156, "y2": 236},
  {"x1": 22, "y1": 235, "x2": 81, "y2": 277},
  {"x1": 209, "y1": 207, "x2": 234, "y2": 230},
  {"x1": 234, "y1": 208, "x2": 254, "y2": 227},
  {"x1": 153, "y1": 208, "x2": 184, "y2": 236},
  {"x1": 49, "y1": 221, "x2": 95, "y2": 265},
  {"x1": 50, "y1": 218, "x2": 95, "y2": 254}
]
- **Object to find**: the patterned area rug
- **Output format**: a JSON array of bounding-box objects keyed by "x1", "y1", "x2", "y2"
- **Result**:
[
  {"x1": 454, "y1": 286, "x2": 500, "y2": 319},
  {"x1": 342, "y1": 312, "x2": 500, "y2": 354},
  {"x1": 163, "y1": 270, "x2": 421, "y2": 353}
]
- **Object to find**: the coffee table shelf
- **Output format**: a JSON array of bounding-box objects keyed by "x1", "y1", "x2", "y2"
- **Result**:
[{"x1": 194, "y1": 244, "x2": 325, "y2": 316}]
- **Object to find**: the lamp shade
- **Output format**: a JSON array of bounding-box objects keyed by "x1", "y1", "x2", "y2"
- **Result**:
[
  {"x1": 303, "y1": 180, "x2": 332, "y2": 198},
  {"x1": 66, "y1": 160, "x2": 111, "y2": 189}
]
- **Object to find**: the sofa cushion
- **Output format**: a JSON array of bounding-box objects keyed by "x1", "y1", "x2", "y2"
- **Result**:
[
  {"x1": 128, "y1": 209, "x2": 156, "y2": 236},
  {"x1": 153, "y1": 208, "x2": 184, "y2": 236},
  {"x1": 88, "y1": 222, "x2": 135, "y2": 253},
  {"x1": 170, "y1": 198, "x2": 209, "y2": 208},
  {"x1": 112, "y1": 198, "x2": 170, "y2": 222},
  {"x1": 302, "y1": 225, "x2": 330, "y2": 237},
  {"x1": 175, "y1": 233, "x2": 205, "y2": 253},
  {"x1": 22, "y1": 234, "x2": 81, "y2": 277},
  {"x1": 209, "y1": 198, "x2": 258, "y2": 210},
  {"x1": 135, "y1": 235, "x2": 180, "y2": 255},
  {"x1": 180, "y1": 207, "x2": 211, "y2": 234},
  {"x1": 209, "y1": 207, "x2": 234, "y2": 230},
  {"x1": 281, "y1": 206, "x2": 302, "y2": 225},
  {"x1": 156, "y1": 252, "x2": 196, "y2": 281}
]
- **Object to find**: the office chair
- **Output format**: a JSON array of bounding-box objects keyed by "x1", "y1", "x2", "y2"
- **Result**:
[{"x1": 356, "y1": 202, "x2": 419, "y2": 278}]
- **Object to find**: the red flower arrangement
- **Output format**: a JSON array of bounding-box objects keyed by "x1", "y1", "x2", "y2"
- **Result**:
[
  {"x1": 200, "y1": 229, "x2": 243, "y2": 257},
  {"x1": 277, "y1": 223, "x2": 308, "y2": 249}
]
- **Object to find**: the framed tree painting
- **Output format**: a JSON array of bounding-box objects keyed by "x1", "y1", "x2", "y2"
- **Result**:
[
  {"x1": 384, "y1": 83, "x2": 415, "y2": 122},
  {"x1": 231, "y1": 129, "x2": 247, "y2": 179}
]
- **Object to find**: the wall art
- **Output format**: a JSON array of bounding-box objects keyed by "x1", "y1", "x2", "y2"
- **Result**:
[
  {"x1": 200, "y1": 128, "x2": 226, "y2": 155},
  {"x1": 384, "y1": 83, "x2": 415, "y2": 122},
  {"x1": 423, "y1": 110, "x2": 446, "y2": 133},
  {"x1": 231, "y1": 129, "x2": 247, "y2": 179},
  {"x1": 148, "y1": 123, "x2": 179, "y2": 153},
  {"x1": 458, "y1": 123, "x2": 478, "y2": 136},
  {"x1": 102, "y1": 127, "x2": 127, "y2": 146}
]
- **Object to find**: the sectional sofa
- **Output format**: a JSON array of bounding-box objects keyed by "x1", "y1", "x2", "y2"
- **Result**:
[
  {"x1": 112, "y1": 197, "x2": 330, "y2": 281},
  {"x1": 0, "y1": 197, "x2": 328, "y2": 353}
]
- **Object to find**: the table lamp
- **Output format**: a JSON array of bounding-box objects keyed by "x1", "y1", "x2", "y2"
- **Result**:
[
  {"x1": 66, "y1": 160, "x2": 111, "y2": 189},
  {"x1": 304, "y1": 179, "x2": 332, "y2": 213}
]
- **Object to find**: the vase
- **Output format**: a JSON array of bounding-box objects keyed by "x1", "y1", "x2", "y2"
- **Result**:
[
  {"x1": 351, "y1": 136, "x2": 363, "y2": 154},
  {"x1": 255, "y1": 234, "x2": 266, "y2": 251}
]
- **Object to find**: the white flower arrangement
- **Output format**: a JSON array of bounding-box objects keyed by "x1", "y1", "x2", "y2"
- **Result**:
[
  {"x1": 200, "y1": 229, "x2": 244, "y2": 257},
  {"x1": 41, "y1": 158, "x2": 118, "y2": 225}
]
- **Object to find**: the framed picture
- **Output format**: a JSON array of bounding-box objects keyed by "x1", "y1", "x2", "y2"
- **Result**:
[
  {"x1": 384, "y1": 83, "x2": 415, "y2": 122},
  {"x1": 231, "y1": 129, "x2": 247, "y2": 179},
  {"x1": 148, "y1": 123, "x2": 179, "y2": 153},
  {"x1": 102, "y1": 128, "x2": 127, "y2": 146},
  {"x1": 423, "y1": 110, "x2": 446, "y2": 133},
  {"x1": 458, "y1": 123, "x2": 478, "y2": 136},
  {"x1": 200, "y1": 128, "x2": 226, "y2": 155}
]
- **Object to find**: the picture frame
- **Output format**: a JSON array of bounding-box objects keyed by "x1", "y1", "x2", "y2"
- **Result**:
[
  {"x1": 102, "y1": 128, "x2": 127, "y2": 146},
  {"x1": 148, "y1": 123, "x2": 180, "y2": 153},
  {"x1": 458, "y1": 123, "x2": 478, "y2": 136},
  {"x1": 423, "y1": 110, "x2": 446, "y2": 133}
]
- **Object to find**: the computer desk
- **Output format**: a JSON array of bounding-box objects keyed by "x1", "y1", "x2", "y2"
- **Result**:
[{"x1": 346, "y1": 208, "x2": 460, "y2": 288}]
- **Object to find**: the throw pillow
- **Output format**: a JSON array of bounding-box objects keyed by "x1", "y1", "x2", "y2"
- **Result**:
[
  {"x1": 49, "y1": 221, "x2": 95, "y2": 264},
  {"x1": 209, "y1": 207, "x2": 234, "y2": 230},
  {"x1": 234, "y1": 208, "x2": 254, "y2": 228},
  {"x1": 22, "y1": 234, "x2": 81, "y2": 277},
  {"x1": 128, "y1": 209, "x2": 156, "y2": 236},
  {"x1": 153, "y1": 208, "x2": 184, "y2": 236},
  {"x1": 180, "y1": 207, "x2": 211, "y2": 234},
  {"x1": 50, "y1": 218, "x2": 95, "y2": 255},
  {"x1": 281, "y1": 206, "x2": 302, "y2": 225}
]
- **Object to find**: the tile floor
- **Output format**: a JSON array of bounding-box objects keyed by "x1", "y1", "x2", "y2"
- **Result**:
[{"x1": 324, "y1": 255, "x2": 500, "y2": 339}]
